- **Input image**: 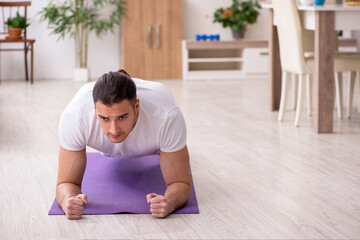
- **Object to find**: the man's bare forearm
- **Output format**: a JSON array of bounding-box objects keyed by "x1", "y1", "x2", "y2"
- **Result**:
[
  {"x1": 164, "y1": 181, "x2": 192, "y2": 213},
  {"x1": 56, "y1": 183, "x2": 82, "y2": 211}
]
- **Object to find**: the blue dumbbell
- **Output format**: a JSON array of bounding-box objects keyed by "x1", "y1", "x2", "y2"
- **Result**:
[
  {"x1": 209, "y1": 34, "x2": 220, "y2": 41},
  {"x1": 196, "y1": 34, "x2": 220, "y2": 41}
]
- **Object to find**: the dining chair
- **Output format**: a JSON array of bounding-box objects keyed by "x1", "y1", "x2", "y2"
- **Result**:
[
  {"x1": 273, "y1": 0, "x2": 360, "y2": 127},
  {"x1": 291, "y1": 30, "x2": 359, "y2": 120},
  {"x1": 0, "y1": 1, "x2": 35, "y2": 84},
  {"x1": 289, "y1": 28, "x2": 317, "y2": 115},
  {"x1": 346, "y1": 70, "x2": 360, "y2": 118}
]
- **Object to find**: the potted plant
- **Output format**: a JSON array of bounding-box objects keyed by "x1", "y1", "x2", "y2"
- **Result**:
[
  {"x1": 39, "y1": 0, "x2": 125, "y2": 81},
  {"x1": 5, "y1": 12, "x2": 30, "y2": 40},
  {"x1": 213, "y1": 0, "x2": 261, "y2": 39}
]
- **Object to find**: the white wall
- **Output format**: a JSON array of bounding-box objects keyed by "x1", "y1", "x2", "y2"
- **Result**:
[
  {"x1": 2, "y1": 0, "x2": 268, "y2": 80},
  {"x1": 3, "y1": 0, "x2": 120, "y2": 81},
  {"x1": 182, "y1": 0, "x2": 268, "y2": 40}
]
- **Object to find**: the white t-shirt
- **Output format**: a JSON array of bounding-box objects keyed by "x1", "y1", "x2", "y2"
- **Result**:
[{"x1": 59, "y1": 78, "x2": 187, "y2": 158}]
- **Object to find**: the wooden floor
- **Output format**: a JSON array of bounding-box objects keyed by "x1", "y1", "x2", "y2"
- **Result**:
[{"x1": 0, "y1": 78, "x2": 359, "y2": 240}]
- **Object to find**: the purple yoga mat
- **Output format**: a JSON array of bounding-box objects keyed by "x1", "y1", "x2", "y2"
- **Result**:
[{"x1": 49, "y1": 152, "x2": 199, "y2": 215}]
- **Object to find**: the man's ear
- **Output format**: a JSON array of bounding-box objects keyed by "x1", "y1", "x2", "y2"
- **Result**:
[{"x1": 134, "y1": 99, "x2": 140, "y2": 113}]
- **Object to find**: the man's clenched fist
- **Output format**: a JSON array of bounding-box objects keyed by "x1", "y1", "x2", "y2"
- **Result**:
[
  {"x1": 65, "y1": 194, "x2": 88, "y2": 220},
  {"x1": 146, "y1": 193, "x2": 171, "y2": 218}
]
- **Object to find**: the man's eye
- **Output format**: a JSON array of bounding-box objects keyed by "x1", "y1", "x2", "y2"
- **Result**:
[
  {"x1": 100, "y1": 117, "x2": 108, "y2": 121},
  {"x1": 119, "y1": 116, "x2": 127, "y2": 120}
]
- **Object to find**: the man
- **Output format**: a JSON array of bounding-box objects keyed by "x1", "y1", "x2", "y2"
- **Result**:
[{"x1": 57, "y1": 70, "x2": 191, "y2": 220}]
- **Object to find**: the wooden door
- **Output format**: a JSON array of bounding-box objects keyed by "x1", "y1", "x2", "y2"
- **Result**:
[
  {"x1": 122, "y1": 0, "x2": 182, "y2": 79},
  {"x1": 151, "y1": 0, "x2": 182, "y2": 79},
  {"x1": 122, "y1": 0, "x2": 147, "y2": 78}
]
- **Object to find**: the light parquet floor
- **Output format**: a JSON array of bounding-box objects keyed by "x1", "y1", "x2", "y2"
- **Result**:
[{"x1": 0, "y1": 77, "x2": 359, "y2": 240}]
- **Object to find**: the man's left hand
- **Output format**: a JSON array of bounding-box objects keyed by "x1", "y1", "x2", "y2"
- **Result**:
[{"x1": 146, "y1": 193, "x2": 171, "y2": 218}]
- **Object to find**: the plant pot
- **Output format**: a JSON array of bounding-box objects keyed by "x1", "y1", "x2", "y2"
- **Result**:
[
  {"x1": 73, "y1": 68, "x2": 89, "y2": 82},
  {"x1": 5, "y1": 28, "x2": 23, "y2": 40},
  {"x1": 232, "y1": 29, "x2": 246, "y2": 39}
]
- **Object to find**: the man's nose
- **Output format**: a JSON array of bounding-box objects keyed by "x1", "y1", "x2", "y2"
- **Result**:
[{"x1": 109, "y1": 120, "x2": 120, "y2": 134}]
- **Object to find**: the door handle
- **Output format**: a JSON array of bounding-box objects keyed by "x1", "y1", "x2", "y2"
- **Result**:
[
  {"x1": 147, "y1": 24, "x2": 152, "y2": 48},
  {"x1": 156, "y1": 24, "x2": 160, "y2": 48}
]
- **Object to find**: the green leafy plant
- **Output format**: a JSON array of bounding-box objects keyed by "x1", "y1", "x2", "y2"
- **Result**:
[
  {"x1": 6, "y1": 12, "x2": 30, "y2": 29},
  {"x1": 213, "y1": 0, "x2": 261, "y2": 32},
  {"x1": 39, "y1": 0, "x2": 125, "y2": 69}
]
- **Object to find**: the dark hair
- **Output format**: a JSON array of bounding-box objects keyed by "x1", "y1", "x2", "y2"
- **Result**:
[{"x1": 93, "y1": 69, "x2": 137, "y2": 106}]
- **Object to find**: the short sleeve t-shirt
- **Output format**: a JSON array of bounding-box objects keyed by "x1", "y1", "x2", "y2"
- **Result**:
[{"x1": 58, "y1": 78, "x2": 187, "y2": 158}]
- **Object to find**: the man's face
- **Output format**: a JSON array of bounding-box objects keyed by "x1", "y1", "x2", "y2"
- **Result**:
[{"x1": 95, "y1": 99, "x2": 139, "y2": 143}]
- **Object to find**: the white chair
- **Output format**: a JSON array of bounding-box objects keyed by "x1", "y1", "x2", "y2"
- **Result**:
[
  {"x1": 273, "y1": 0, "x2": 360, "y2": 127},
  {"x1": 292, "y1": 31, "x2": 359, "y2": 120},
  {"x1": 346, "y1": 70, "x2": 360, "y2": 118}
]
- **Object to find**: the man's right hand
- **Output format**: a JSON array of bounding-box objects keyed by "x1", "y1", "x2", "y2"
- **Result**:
[
  {"x1": 65, "y1": 194, "x2": 88, "y2": 220},
  {"x1": 57, "y1": 147, "x2": 87, "y2": 220}
]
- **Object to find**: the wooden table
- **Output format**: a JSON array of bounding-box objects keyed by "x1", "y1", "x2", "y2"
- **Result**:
[{"x1": 263, "y1": 3, "x2": 360, "y2": 133}]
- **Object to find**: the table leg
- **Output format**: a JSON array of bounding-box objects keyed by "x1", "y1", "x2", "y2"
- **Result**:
[
  {"x1": 269, "y1": 9, "x2": 282, "y2": 111},
  {"x1": 0, "y1": 43, "x2": 1, "y2": 85},
  {"x1": 314, "y1": 11, "x2": 335, "y2": 133},
  {"x1": 351, "y1": 30, "x2": 360, "y2": 52},
  {"x1": 31, "y1": 42, "x2": 34, "y2": 84}
]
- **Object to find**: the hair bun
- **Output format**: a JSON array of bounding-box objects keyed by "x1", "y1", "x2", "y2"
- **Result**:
[{"x1": 117, "y1": 69, "x2": 131, "y2": 77}]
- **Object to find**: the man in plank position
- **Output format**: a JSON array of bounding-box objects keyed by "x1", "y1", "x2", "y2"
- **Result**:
[{"x1": 57, "y1": 70, "x2": 191, "y2": 220}]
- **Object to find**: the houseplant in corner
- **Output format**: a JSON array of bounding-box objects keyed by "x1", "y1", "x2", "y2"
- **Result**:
[
  {"x1": 39, "y1": 0, "x2": 125, "y2": 81},
  {"x1": 5, "y1": 12, "x2": 29, "y2": 40},
  {"x1": 213, "y1": 0, "x2": 261, "y2": 39}
]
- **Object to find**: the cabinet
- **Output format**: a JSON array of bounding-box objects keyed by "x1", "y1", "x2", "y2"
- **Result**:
[
  {"x1": 121, "y1": 0, "x2": 182, "y2": 80},
  {"x1": 182, "y1": 40, "x2": 269, "y2": 80}
]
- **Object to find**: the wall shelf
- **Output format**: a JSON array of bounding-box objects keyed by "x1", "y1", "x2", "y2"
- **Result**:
[
  {"x1": 188, "y1": 58, "x2": 243, "y2": 63},
  {"x1": 182, "y1": 40, "x2": 268, "y2": 80}
]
